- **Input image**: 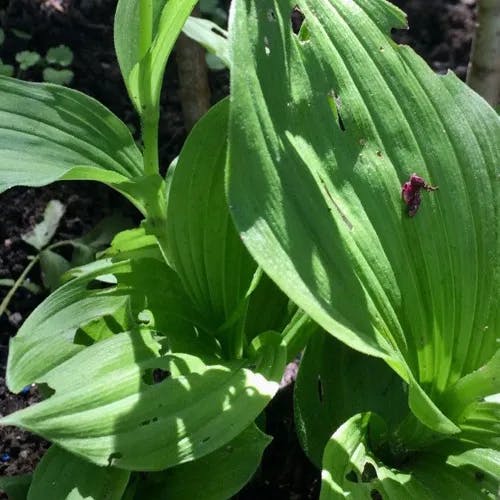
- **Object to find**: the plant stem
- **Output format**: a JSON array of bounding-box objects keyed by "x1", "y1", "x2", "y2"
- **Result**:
[
  {"x1": 139, "y1": 0, "x2": 160, "y2": 176},
  {"x1": 0, "y1": 255, "x2": 40, "y2": 319},
  {"x1": 467, "y1": 0, "x2": 500, "y2": 106}
]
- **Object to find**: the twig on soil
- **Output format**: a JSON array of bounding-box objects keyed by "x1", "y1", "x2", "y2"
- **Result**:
[{"x1": 467, "y1": 0, "x2": 500, "y2": 106}]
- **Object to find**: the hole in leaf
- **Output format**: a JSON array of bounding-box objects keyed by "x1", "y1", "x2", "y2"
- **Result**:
[
  {"x1": 376, "y1": 150, "x2": 383, "y2": 158},
  {"x1": 291, "y1": 5, "x2": 305, "y2": 35},
  {"x1": 141, "y1": 419, "x2": 152, "y2": 426},
  {"x1": 362, "y1": 462, "x2": 378, "y2": 482},
  {"x1": 267, "y1": 9, "x2": 276, "y2": 22},
  {"x1": 37, "y1": 383, "x2": 55, "y2": 399},
  {"x1": 142, "y1": 368, "x2": 171, "y2": 385},
  {"x1": 317, "y1": 376, "x2": 324, "y2": 403},
  {"x1": 202, "y1": 436, "x2": 211, "y2": 443},
  {"x1": 345, "y1": 470, "x2": 358, "y2": 483},
  {"x1": 475, "y1": 471, "x2": 485, "y2": 482},
  {"x1": 107, "y1": 452, "x2": 123, "y2": 466},
  {"x1": 371, "y1": 489, "x2": 383, "y2": 500},
  {"x1": 264, "y1": 36, "x2": 271, "y2": 56},
  {"x1": 210, "y1": 26, "x2": 227, "y2": 39}
]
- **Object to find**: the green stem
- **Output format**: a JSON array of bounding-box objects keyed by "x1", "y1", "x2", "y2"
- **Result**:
[
  {"x1": 138, "y1": 0, "x2": 160, "y2": 176},
  {"x1": 0, "y1": 255, "x2": 40, "y2": 319}
]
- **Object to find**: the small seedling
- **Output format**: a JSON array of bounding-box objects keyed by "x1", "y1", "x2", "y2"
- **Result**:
[
  {"x1": 401, "y1": 173, "x2": 438, "y2": 217},
  {"x1": 42, "y1": 67, "x2": 74, "y2": 85},
  {"x1": 15, "y1": 50, "x2": 41, "y2": 71},
  {"x1": 46, "y1": 45, "x2": 74, "y2": 67},
  {"x1": 0, "y1": 59, "x2": 14, "y2": 77}
]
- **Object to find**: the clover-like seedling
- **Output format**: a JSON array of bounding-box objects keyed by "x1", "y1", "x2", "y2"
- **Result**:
[
  {"x1": 46, "y1": 45, "x2": 74, "y2": 67},
  {"x1": 42, "y1": 67, "x2": 74, "y2": 86},
  {"x1": 15, "y1": 50, "x2": 41, "y2": 71}
]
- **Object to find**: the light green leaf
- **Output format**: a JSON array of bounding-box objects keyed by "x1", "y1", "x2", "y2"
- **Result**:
[
  {"x1": 21, "y1": 200, "x2": 65, "y2": 250},
  {"x1": 45, "y1": 45, "x2": 74, "y2": 67},
  {"x1": 42, "y1": 68, "x2": 74, "y2": 86},
  {"x1": 135, "y1": 424, "x2": 271, "y2": 499},
  {"x1": 227, "y1": 0, "x2": 499, "y2": 442},
  {"x1": 165, "y1": 99, "x2": 257, "y2": 355},
  {"x1": 0, "y1": 474, "x2": 32, "y2": 500},
  {"x1": 320, "y1": 413, "x2": 499, "y2": 499},
  {"x1": 114, "y1": 0, "x2": 197, "y2": 113},
  {"x1": 39, "y1": 249, "x2": 71, "y2": 291},
  {"x1": 6, "y1": 247, "x2": 210, "y2": 392},
  {"x1": 28, "y1": 446, "x2": 129, "y2": 500},
  {"x1": 1, "y1": 330, "x2": 280, "y2": 471},
  {"x1": 15, "y1": 50, "x2": 40, "y2": 70},
  {"x1": 295, "y1": 331, "x2": 408, "y2": 467},
  {"x1": 182, "y1": 16, "x2": 230, "y2": 68},
  {"x1": 0, "y1": 76, "x2": 146, "y2": 212}
]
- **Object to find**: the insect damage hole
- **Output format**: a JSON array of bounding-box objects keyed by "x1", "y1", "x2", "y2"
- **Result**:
[
  {"x1": 361, "y1": 462, "x2": 378, "y2": 482},
  {"x1": 317, "y1": 375, "x2": 324, "y2": 402},
  {"x1": 291, "y1": 5, "x2": 305, "y2": 34},
  {"x1": 142, "y1": 368, "x2": 171, "y2": 385},
  {"x1": 107, "y1": 452, "x2": 123, "y2": 467}
]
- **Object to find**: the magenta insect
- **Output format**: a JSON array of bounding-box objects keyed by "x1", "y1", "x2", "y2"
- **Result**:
[{"x1": 401, "y1": 173, "x2": 438, "y2": 217}]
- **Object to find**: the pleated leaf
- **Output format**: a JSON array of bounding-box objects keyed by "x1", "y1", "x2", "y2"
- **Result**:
[
  {"x1": 227, "y1": 0, "x2": 499, "y2": 439},
  {"x1": 1, "y1": 330, "x2": 280, "y2": 471},
  {"x1": 28, "y1": 446, "x2": 129, "y2": 500},
  {"x1": 165, "y1": 99, "x2": 257, "y2": 343},
  {"x1": 6, "y1": 243, "x2": 207, "y2": 393},
  {"x1": 320, "y1": 413, "x2": 499, "y2": 499},
  {"x1": 134, "y1": 424, "x2": 271, "y2": 499},
  {"x1": 0, "y1": 77, "x2": 145, "y2": 210}
]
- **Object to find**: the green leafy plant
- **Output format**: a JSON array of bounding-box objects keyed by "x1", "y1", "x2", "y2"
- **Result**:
[{"x1": 0, "y1": 0, "x2": 498, "y2": 499}]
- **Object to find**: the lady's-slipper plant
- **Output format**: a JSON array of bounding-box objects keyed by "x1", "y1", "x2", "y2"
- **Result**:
[{"x1": 0, "y1": 0, "x2": 498, "y2": 498}]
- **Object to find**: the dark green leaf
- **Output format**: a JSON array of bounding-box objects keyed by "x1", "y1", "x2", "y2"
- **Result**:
[
  {"x1": 28, "y1": 446, "x2": 129, "y2": 500},
  {"x1": 135, "y1": 424, "x2": 270, "y2": 499}
]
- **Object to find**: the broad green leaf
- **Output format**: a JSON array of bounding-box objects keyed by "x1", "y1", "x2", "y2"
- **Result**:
[
  {"x1": 320, "y1": 413, "x2": 499, "y2": 499},
  {"x1": 1, "y1": 330, "x2": 280, "y2": 471},
  {"x1": 28, "y1": 446, "x2": 129, "y2": 500},
  {"x1": 0, "y1": 474, "x2": 32, "y2": 500},
  {"x1": 134, "y1": 424, "x2": 271, "y2": 499},
  {"x1": 6, "y1": 247, "x2": 210, "y2": 392},
  {"x1": 0, "y1": 76, "x2": 146, "y2": 211},
  {"x1": 165, "y1": 99, "x2": 257, "y2": 355},
  {"x1": 182, "y1": 16, "x2": 230, "y2": 68},
  {"x1": 227, "y1": 0, "x2": 499, "y2": 441},
  {"x1": 39, "y1": 249, "x2": 71, "y2": 291},
  {"x1": 21, "y1": 200, "x2": 65, "y2": 250},
  {"x1": 295, "y1": 331, "x2": 407, "y2": 467}
]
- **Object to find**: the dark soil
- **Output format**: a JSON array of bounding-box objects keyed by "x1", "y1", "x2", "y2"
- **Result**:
[{"x1": 0, "y1": 0, "x2": 476, "y2": 498}]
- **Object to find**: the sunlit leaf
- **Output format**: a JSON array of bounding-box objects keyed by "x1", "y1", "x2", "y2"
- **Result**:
[
  {"x1": 28, "y1": 446, "x2": 129, "y2": 500},
  {"x1": 227, "y1": 0, "x2": 499, "y2": 442},
  {"x1": 21, "y1": 200, "x2": 65, "y2": 251},
  {"x1": 1, "y1": 330, "x2": 280, "y2": 471}
]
